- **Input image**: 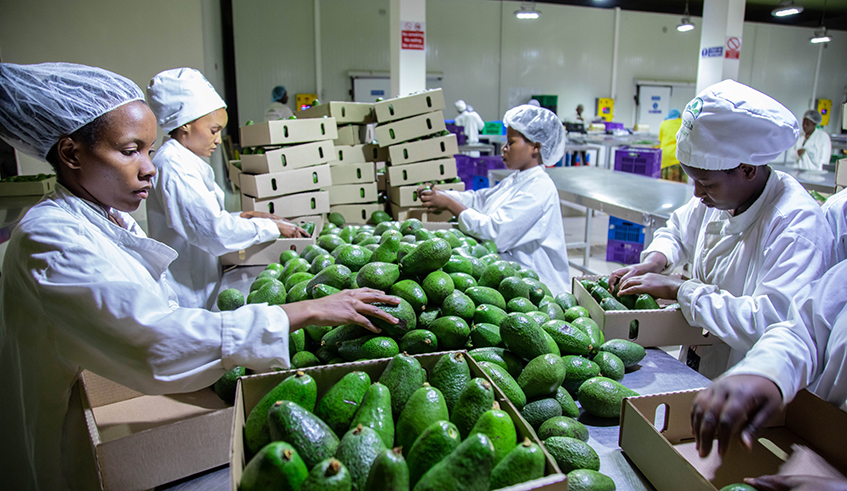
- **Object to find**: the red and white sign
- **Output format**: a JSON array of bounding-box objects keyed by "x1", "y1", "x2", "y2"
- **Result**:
[
  {"x1": 401, "y1": 21, "x2": 425, "y2": 50},
  {"x1": 725, "y1": 36, "x2": 741, "y2": 60}
]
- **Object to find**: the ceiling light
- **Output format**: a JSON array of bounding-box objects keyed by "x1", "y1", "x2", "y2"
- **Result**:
[
  {"x1": 515, "y1": 2, "x2": 540, "y2": 20},
  {"x1": 677, "y1": 1, "x2": 695, "y2": 32},
  {"x1": 810, "y1": 27, "x2": 831, "y2": 43},
  {"x1": 772, "y1": 1, "x2": 804, "y2": 17}
]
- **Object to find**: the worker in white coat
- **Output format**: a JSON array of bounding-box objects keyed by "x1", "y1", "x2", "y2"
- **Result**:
[
  {"x1": 789, "y1": 109, "x2": 832, "y2": 172},
  {"x1": 690, "y1": 261, "x2": 847, "y2": 491},
  {"x1": 264, "y1": 84, "x2": 293, "y2": 121},
  {"x1": 609, "y1": 80, "x2": 835, "y2": 380},
  {"x1": 0, "y1": 62, "x2": 399, "y2": 490},
  {"x1": 823, "y1": 188, "x2": 847, "y2": 263},
  {"x1": 146, "y1": 68, "x2": 306, "y2": 310},
  {"x1": 419, "y1": 104, "x2": 570, "y2": 294},
  {"x1": 455, "y1": 99, "x2": 486, "y2": 144}
]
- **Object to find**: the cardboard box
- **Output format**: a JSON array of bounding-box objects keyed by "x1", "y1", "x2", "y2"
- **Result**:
[
  {"x1": 377, "y1": 171, "x2": 387, "y2": 191},
  {"x1": 836, "y1": 158, "x2": 847, "y2": 187},
  {"x1": 230, "y1": 351, "x2": 565, "y2": 491},
  {"x1": 227, "y1": 160, "x2": 242, "y2": 190},
  {"x1": 241, "y1": 191, "x2": 330, "y2": 218},
  {"x1": 240, "y1": 118, "x2": 338, "y2": 147},
  {"x1": 328, "y1": 203, "x2": 383, "y2": 224},
  {"x1": 240, "y1": 140, "x2": 335, "y2": 174},
  {"x1": 389, "y1": 201, "x2": 454, "y2": 222},
  {"x1": 359, "y1": 123, "x2": 376, "y2": 144},
  {"x1": 239, "y1": 164, "x2": 332, "y2": 200},
  {"x1": 375, "y1": 111, "x2": 447, "y2": 148},
  {"x1": 332, "y1": 124, "x2": 365, "y2": 146},
  {"x1": 389, "y1": 181, "x2": 465, "y2": 207},
  {"x1": 333, "y1": 143, "x2": 389, "y2": 164},
  {"x1": 620, "y1": 389, "x2": 847, "y2": 491},
  {"x1": 422, "y1": 222, "x2": 458, "y2": 231},
  {"x1": 221, "y1": 215, "x2": 322, "y2": 266},
  {"x1": 386, "y1": 157, "x2": 457, "y2": 186},
  {"x1": 79, "y1": 371, "x2": 232, "y2": 490},
  {"x1": 296, "y1": 101, "x2": 375, "y2": 124},
  {"x1": 325, "y1": 182, "x2": 379, "y2": 206},
  {"x1": 0, "y1": 176, "x2": 56, "y2": 196},
  {"x1": 573, "y1": 275, "x2": 718, "y2": 347},
  {"x1": 388, "y1": 134, "x2": 459, "y2": 166},
  {"x1": 329, "y1": 161, "x2": 376, "y2": 185},
  {"x1": 373, "y1": 88, "x2": 446, "y2": 123}
]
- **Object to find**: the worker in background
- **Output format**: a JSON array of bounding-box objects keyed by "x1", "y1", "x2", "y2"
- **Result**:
[
  {"x1": 454, "y1": 99, "x2": 486, "y2": 144},
  {"x1": 146, "y1": 68, "x2": 306, "y2": 310},
  {"x1": 658, "y1": 109, "x2": 686, "y2": 183},
  {"x1": 609, "y1": 80, "x2": 835, "y2": 380},
  {"x1": 264, "y1": 84, "x2": 293, "y2": 121},
  {"x1": 823, "y1": 188, "x2": 847, "y2": 263},
  {"x1": 690, "y1": 260, "x2": 847, "y2": 491},
  {"x1": 568, "y1": 103, "x2": 586, "y2": 128},
  {"x1": 418, "y1": 104, "x2": 571, "y2": 295},
  {"x1": 0, "y1": 62, "x2": 400, "y2": 490},
  {"x1": 789, "y1": 109, "x2": 832, "y2": 172}
]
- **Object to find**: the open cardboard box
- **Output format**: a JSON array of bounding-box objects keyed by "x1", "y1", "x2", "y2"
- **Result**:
[
  {"x1": 221, "y1": 215, "x2": 322, "y2": 266},
  {"x1": 0, "y1": 176, "x2": 56, "y2": 196},
  {"x1": 334, "y1": 143, "x2": 389, "y2": 164},
  {"x1": 332, "y1": 124, "x2": 366, "y2": 146},
  {"x1": 239, "y1": 164, "x2": 331, "y2": 200},
  {"x1": 389, "y1": 180, "x2": 464, "y2": 207},
  {"x1": 386, "y1": 157, "x2": 458, "y2": 186},
  {"x1": 620, "y1": 389, "x2": 847, "y2": 491},
  {"x1": 227, "y1": 160, "x2": 242, "y2": 190},
  {"x1": 328, "y1": 202, "x2": 383, "y2": 224},
  {"x1": 240, "y1": 118, "x2": 338, "y2": 147},
  {"x1": 78, "y1": 371, "x2": 233, "y2": 490},
  {"x1": 573, "y1": 275, "x2": 718, "y2": 347},
  {"x1": 325, "y1": 182, "x2": 379, "y2": 205},
  {"x1": 241, "y1": 190, "x2": 330, "y2": 218},
  {"x1": 390, "y1": 201, "x2": 454, "y2": 222},
  {"x1": 375, "y1": 111, "x2": 447, "y2": 148},
  {"x1": 296, "y1": 101, "x2": 375, "y2": 124},
  {"x1": 329, "y1": 161, "x2": 376, "y2": 185},
  {"x1": 230, "y1": 351, "x2": 565, "y2": 491},
  {"x1": 387, "y1": 133, "x2": 459, "y2": 166},
  {"x1": 373, "y1": 88, "x2": 446, "y2": 123},
  {"x1": 240, "y1": 140, "x2": 335, "y2": 174}
]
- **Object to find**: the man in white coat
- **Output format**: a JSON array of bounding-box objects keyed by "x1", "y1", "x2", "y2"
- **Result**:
[
  {"x1": 789, "y1": 109, "x2": 832, "y2": 172},
  {"x1": 610, "y1": 80, "x2": 835, "y2": 379},
  {"x1": 419, "y1": 104, "x2": 571, "y2": 294},
  {"x1": 455, "y1": 99, "x2": 486, "y2": 144},
  {"x1": 146, "y1": 68, "x2": 306, "y2": 310},
  {"x1": 265, "y1": 85, "x2": 293, "y2": 121}
]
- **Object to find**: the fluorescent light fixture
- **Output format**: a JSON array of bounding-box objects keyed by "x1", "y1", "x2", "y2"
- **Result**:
[
  {"x1": 677, "y1": 18, "x2": 695, "y2": 31},
  {"x1": 515, "y1": 2, "x2": 540, "y2": 20},
  {"x1": 810, "y1": 27, "x2": 831, "y2": 43},
  {"x1": 772, "y1": 1, "x2": 804, "y2": 17}
]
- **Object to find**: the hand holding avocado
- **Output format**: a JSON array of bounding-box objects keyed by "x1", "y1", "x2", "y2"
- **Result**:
[
  {"x1": 616, "y1": 272, "x2": 685, "y2": 301},
  {"x1": 419, "y1": 183, "x2": 467, "y2": 217},
  {"x1": 281, "y1": 288, "x2": 401, "y2": 333},
  {"x1": 607, "y1": 251, "x2": 668, "y2": 291},
  {"x1": 240, "y1": 210, "x2": 310, "y2": 238}
]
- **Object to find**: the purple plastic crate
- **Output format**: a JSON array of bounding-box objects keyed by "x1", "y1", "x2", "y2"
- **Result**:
[
  {"x1": 613, "y1": 146, "x2": 662, "y2": 178},
  {"x1": 605, "y1": 122, "x2": 625, "y2": 131},
  {"x1": 445, "y1": 123, "x2": 467, "y2": 146},
  {"x1": 606, "y1": 239, "x2": 644, "y2": 264},
  {"x1": 473, "y1": 155, "x2": 506, "y2": 175},
  {"x1": 608, "y1": 216, "x2": 645, "y2": 244}
]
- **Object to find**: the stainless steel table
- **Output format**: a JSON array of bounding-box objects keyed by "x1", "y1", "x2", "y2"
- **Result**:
[
  {"x1": 490, "y1": 167, "x2": 694, "y2": 274},
  {"x1": 582, "y1": 134, "x2": 659, "y2": 169},
  {"x1": 770, "y1": 163, "x2": 837, "y2": 194}
]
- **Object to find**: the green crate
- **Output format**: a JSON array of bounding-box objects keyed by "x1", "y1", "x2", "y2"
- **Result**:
[{"x1": 482, "y1": 121, "x2": 504, "y2": 135}]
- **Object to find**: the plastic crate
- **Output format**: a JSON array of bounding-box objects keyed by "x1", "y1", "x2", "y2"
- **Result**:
[
  {"x1": 474, "y1": 155, "x2": 506, "y2": 175},
  {"x1": 605, "y1": 122, "x2": 625, "y2": 131},
  {"x1": 608, "y1": 216, "x2": 645, "y2": 244},
  {"x1": 606, "y1": 239, "x2": 644, "y2": 264},
  {"x1": 482, "y1": 121, "x2": 505, "y2": 135},
  {"x1": 613, "y1": 146, "x2": 662, "y2": 178},
  {"x1": 472, "y1": 175, "x2": 489, "y2": 190},
  {"x1": 445, "y1": 123, "x2": 467, "y2": 146}
]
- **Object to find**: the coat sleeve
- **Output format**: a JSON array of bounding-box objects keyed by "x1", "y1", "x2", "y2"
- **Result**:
[
  {"x1": 677, "y1": 231, "x2": 832, "y2": 353},
  {"x1": 807, "y1": 131, "x2": 832, "y2": 169},
  {"x1": 456, "y1": 183, "x2": 550, "y2": 251},
  {"x1": 442, "y1": 188, "x2": 483, "y2": 209},
  {"x1": 641, "y1": 196, "x2": 700, "y2": 271},
  {"x1": 158, "y1": 161, "x2": 279, "y2": 257}
]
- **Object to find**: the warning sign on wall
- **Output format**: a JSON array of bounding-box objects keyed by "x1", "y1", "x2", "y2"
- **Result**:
[
  {"x1": 401, "y1": 21, "x2": 425, "y2": 50},
  {"x1": 725, "y1": 36, "x2": 741, "y2": 59}
]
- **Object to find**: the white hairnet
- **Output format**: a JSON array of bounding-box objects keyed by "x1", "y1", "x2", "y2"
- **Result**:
[
  {"x1": 455, "y1": 100, "x2": 467, "y2": 112},
  {"x1": 528, "y1": 99, "x2": 541, "y2": 107},
  {"x1": 803, "y1": 109, "x2": 822, "y2": 125},
  {"x1": 503, "y1": 104, "x2": 566, "y2": 166},
  {"x1": 0, "y1": 62, "x2": 144, "y2": 161},
  {"x1": 147, "y1": 68, "x2": 226, "y2": 133}
]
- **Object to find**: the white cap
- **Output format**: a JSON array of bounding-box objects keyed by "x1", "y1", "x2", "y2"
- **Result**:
[
  {"x1": 503, "y1": 104, "x2": 566, "y2": 167},
  {"x1": 528, "y1": 99, "x2": 541, "y2": 107},
  {"x1": 146, "y1": 68, "x2": 226, "y2": 133},
  {"x1": 676, "y1": 80, "x2": 799, "y2": 170},
  {"x1": 455, "y1": 100, "x2": 467, "y2": 112}
]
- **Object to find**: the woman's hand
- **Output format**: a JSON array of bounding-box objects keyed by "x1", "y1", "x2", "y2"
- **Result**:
[
  {"x1": 241, "y1": 211, "x2": 309, "y2": 238},
  {"x1": 745, "y1": 475, "x2": 847, "y2": 491},
  {"x1": 281, "y1": 288, "x2": 401, "y2": 333},
  {"x1": 616, "y1": 273, "x2": 684, "y2": 300},
  {"x1": 418, "y1": 184, "x2": 466, "y2": 216},
  {"x1": 607, "y1": 252, "x2": 668, "y2": 291}
]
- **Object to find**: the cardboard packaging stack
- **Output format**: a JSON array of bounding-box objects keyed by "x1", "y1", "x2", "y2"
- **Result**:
[
  {"x1": 373, "y1": 89, "x2": 464, "y2": 222},
  {"x1": 297, "y1": 102, "x2": 388, "y2": 224}
]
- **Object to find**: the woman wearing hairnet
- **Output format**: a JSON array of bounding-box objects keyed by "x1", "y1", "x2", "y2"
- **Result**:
[
  {"x1": 419, "y1": 104, "x2": 570, "y2": 295},
  {"x1": 0, "y1": 62, "x2": 398, "y2": 490},
  {"x1": 146, "y1": 68, "x2": 305, "y2": 310},
  {"x1": 609, "y1": 80, "x2": 835, "y2": 379},
  {"x1": 265, "y1": 84, "x2": 293, "y2": 121},
  {"x1": 789, "y1": 109, "x2": 832, "y2": 172}
]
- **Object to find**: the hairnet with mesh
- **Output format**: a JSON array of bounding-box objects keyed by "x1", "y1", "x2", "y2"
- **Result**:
[
  {"x1": 503, "y1": 104, "x2": 566, "y2": 166},
  {"x1": 803, "y1": 109, "x2": 822, "y2": 125},
  {"x1": 0, "y1": 62, "x2": 144, "y2": 161},
  {"x1": 271, "y1": 85, "x2": 286, "y2": 101}
]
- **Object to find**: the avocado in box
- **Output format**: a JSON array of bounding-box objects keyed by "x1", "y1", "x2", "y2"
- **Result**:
[
  {"x1": 373, "y1": 88, "x2": 446, "y2": 123},
  {"x1": 240, "y1": 140, "x2": 335, "y2": 174},
  {"x1": 388, "y1": 134, "x2": 459, "y2": 166},
  {"x1": 325, "y1": 182, "x2": 379, "y2": 206},
  {"x1": 328, "y1": 203, "x2": 384, "y2": 225},
  {"x1": 333, "y1": 143, "x2": 389, "y2": 164},
  {"x1": 241, "y1": 191, "x2": 330, "y2": 218},
  {"x1": 296, "y1": 101, "x2": 375, "y2": 124},
  {"x1": 374, "y1": 111, "x2": 447, "y2": 147},
  {"x1": 386, "y1": 157, "x2": 457, "y2": 186},
  {"x1": 221, "y1": 215, "x2": 322, "y2": 266},
  {"x1": 329, "y1": 161, "x2": 376, "y2": 186},
  {"x1": 389, "y1": 180, "x2": 464, "y2": 208},
  {"x1": 0, "y1": 174, "x2": 56, "y2": 196},
  {"x1": 240, "y1": 118, "x2": 338, "y2": 147},
  {"x1": 239, "y1": 164, "x2": 332, "y2": 200}
]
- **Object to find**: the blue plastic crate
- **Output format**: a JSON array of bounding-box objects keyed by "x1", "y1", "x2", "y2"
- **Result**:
[
  {"x1": 613, "y1": 146, "x2": 661, "y2": 178},
  {"x1": 608, "y1": 216, "x2": 645, "y2": 244},
  {"x1": 472, "y1": 175, "x2": 489, "y2": 190},
  {"x1": 606, "y1": 239, "x2": 644, "y2": 265}
]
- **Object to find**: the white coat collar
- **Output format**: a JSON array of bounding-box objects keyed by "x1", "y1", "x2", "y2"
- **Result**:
[
  {"x1": 721, "y1": 167, "x2": 778, "y2": 235},
  {"x1": 510, "y1": 165, "x2": 545, "y2": 184}
]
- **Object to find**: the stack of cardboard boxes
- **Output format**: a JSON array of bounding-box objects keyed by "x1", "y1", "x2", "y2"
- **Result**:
[
  {"x1": 297, "y1": 102, "x2": 388, "y2": 224},
  {"x1": 373, "y1": 89, "x2": 464, "y2": 222}
]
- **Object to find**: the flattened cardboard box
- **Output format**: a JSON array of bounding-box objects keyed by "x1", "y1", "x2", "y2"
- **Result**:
[
  {"x1": 389, "y1": 181, "x2": 465, "y2": 207},
  {"x1": 386, "y1": 157, "x2": 457, "y2": 186},
  {"x1": 240, "y1": 118, "x2": 338, "y2": 147},
  {"x1": 334, "y1": 143, "x2": 389, "y2": 164},
  {"x1": 390, "y1": 201, "x2": 454, "y2": 223},
  {"x1": 230, "y1": 351, "x2": 566, "y2": 491},
  {"x1": 332, "y1": 124, "x2": 365, "y2": 146},
  {"x1": 0, "y1": 176, "x2": 56, "y2": 196},
  {"x1": 329, "y1": 202, "x2": 383, "y2": 224},
  {"x1": 79, "y1": 371, "x2": 232, "y2": 490},
  {"x1": 388, "y1": 134, "x2": 459, "y2": 166},
  {"x1": 325, "y1": 182, "x2": 379, "y2": 206},
  {"x1": 373, "y1": 88, "x2": 446, "y2": 123},
  {"x1": 375, "y1": 111, "x2": 447, "y2": 147},
  {"x1": 240, "y1": 140, "x2": 335, "y2": 174},
  {"x1": 239, "y1": 164, "x2": 332, "y2": 200},
  {"x1": 296, "y1": 101, "x2": 375, "y2": 124},
  {"x1": 620, "y1": 389, "x2": 847, "y2": 491},
  {"x1": 221, "y1": 215, "x2": 322, "y2": 266},
  {"x1": 329, "y1": 161, "x2": 376, "y2": 185},
  {"x1": 241, "y1": 191, "x2": 330, "y2": 218},
  {"x1": 573, "y1": 275, "x2": 718, "y2": 347}
]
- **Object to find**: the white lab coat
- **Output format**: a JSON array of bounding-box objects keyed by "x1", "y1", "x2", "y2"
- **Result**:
[
  {"x1": 455, "y1": 109, "x2": 486, "y2": 144},
  {"x1": 789, "y1": 128, "x2": 832, "y2": 171},
  {"x1": 726, "y1": 260, "x2": 847, "y2": 411},
  {"x1": 442, "y1": 165, "x2": 571, "y2": 295},
  {"x1": 147, "y1": 139, "x2": 279, "y2": 309},
  {"x1": 265, "y1": 101, "x2": 293, "y2": 121},
  {"x1": 822, "y1": 188, "x2": 847, "y2": 264},
  {"x1": 0, "y1": 184, "x2": 290, "y2": 490},
  {"x1": 644, "y1": 169, "x2": 835, "y2": 379}
]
